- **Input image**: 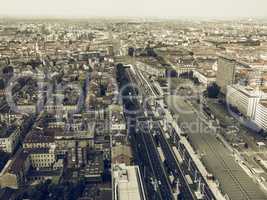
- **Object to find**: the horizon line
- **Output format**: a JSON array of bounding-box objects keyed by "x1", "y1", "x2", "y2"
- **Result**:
[{"x1": 0, "y1": 14, "x2": 266, "y2": 21}]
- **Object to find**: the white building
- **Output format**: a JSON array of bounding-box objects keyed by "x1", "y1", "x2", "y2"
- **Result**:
[
  {"x1": 193, "y1": 70, "x2": 216, "y2": 86},
  {"x1": 17, "y1": 104, "x2": 36, "y2": 114},
  {"x1": 28, "y1": 145, "x2": 56, "y2": 169},
  {"x1": 0, "y1": 126, "x2": 20, "y2": 153},
  {"x1": 112, "y1": 164, "x2": 146, "y2": 200},
  {"x1": 136, "y1": 62, "x2": 165, "y2": 77},
  {"x1": 254, "y1": 100, "x2": 267, "y2": 131},
  {"x1": 226, "y1": 85, "x2": 267, "y2": 119}
]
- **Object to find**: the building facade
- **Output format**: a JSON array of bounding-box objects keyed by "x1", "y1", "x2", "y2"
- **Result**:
[
  {"x1": 227, "y1": 85, "x2": 267, "y2": 119},
  {"x1": 0, "y1": 127, "x2": 20, "y2": 153},
  {"x1": 216, "y1": 57, "x2": 236, "y2": 94},
  {"x1": 254, "y1": 100, "x2": 267, "y2": 131},
  {"x1": 28, "y1": 145, "x2": 56, "y2": 169}
]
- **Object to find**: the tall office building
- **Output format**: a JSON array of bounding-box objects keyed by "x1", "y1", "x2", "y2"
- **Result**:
[{"x1": 216, "y1": 56, "x2": 236, "y2": 94}]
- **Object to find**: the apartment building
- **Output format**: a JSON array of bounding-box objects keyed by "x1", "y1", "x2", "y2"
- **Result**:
[
  {"x1": 0, "y1": 126, "x2": 20, "y2": 153},
  {"x1": 28, "y1": 145, "x2": 56, "y2": 169}
]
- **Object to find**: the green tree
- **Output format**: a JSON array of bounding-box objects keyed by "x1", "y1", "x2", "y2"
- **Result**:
[
  {"x1": 0, "y1": 151, "x2": 10, "y2": 171},
  {"x1": 128, "y1": 47, "x2": 135, "y2": 56},
  {"x1": 207, "y1": 83, "x2": 220, "y2": 98}
]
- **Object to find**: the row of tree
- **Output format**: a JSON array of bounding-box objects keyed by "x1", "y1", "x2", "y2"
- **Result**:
[
  {"x1": 16, "y1": 179, "x2": 86, "y2": 200},
  {"x1": 207, "y1": 83, "x2": 221, "y2": 98},
  {"x1": 0, "y1": 151, "x2": 10, "y2": 171}
]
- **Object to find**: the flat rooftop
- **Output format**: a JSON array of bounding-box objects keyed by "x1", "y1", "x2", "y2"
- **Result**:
[{"x1": 113, "y1": 164, "x2": 145, "y2": 200}]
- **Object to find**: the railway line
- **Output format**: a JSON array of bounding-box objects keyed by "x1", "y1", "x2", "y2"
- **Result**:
[{"x1": 170, "y1": 96, "x2": 267, "y2": 200}]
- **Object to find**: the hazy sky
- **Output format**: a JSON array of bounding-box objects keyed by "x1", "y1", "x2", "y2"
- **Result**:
[{"x1": 0, "y1": 0, "x2": 267, "y2": 18}]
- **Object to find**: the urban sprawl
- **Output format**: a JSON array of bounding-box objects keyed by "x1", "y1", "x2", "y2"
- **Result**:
[{"x1": 0, "y1": 18, "x2": 267, "y2": 200}]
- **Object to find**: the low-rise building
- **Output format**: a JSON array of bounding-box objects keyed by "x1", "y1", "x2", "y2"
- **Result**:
[
  {"x1": 112, "y1": 145, "x2": 133, "y2": 166},
  {"x1": 17, "y1": 104, "x2": 36, "y2": 114},
  {"x1": 0, "y1": 125, "x2": 20, "y2": 153},
  {"x1": 136, "y1": 62, "x2": 165, "y2": 77},
  {"x1": 27, "y1": 169, "x2": 62, "y2": 185},
  {"x1": 0, "y1": 150, "x2": 30, "y2": 189},
  {"x1": 80, "y1": 152, "x2": 104, "y2": 183},
  {"x1": 112, "y1": 164, "x2": 146, "y2": 200},
  {"x1": 193, "y1": 70, "x2": 216, "y2": 86},
  {"x1": 109, "y1": 104, "x2": 126, "y2": 133},
  {"x1": 27, "y1": 145, "x2": 56, "y2": 169},
  {"x1": 23, "y1": 131, "x2": 55, "y2": 149}
]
